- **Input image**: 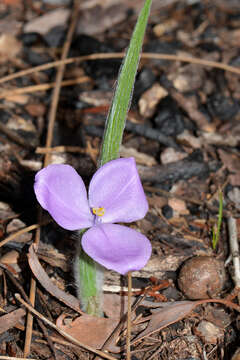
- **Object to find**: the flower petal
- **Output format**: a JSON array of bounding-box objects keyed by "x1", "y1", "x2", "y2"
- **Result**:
[
  {"x1": 34, "y1": 164, "x2": 94, "y2": 230},
  {"x1": 88, "y1": 158, "x2": 148, "y2": 223},
  {"x1": 82, "y1": 224, "x2": 151, "y2": 275}
]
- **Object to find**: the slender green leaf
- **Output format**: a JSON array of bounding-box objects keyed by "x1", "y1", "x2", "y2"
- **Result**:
[
  {"x1": 212, "y1": 189, "x2": 223, "y2": 250},
  {"x1": 99, "y1": 0, "x2": 152, "y2": 166}
]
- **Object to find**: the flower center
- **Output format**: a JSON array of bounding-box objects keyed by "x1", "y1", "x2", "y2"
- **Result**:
[{"x1": 92, "y1": 207, "x2": 105, "y2": 217}]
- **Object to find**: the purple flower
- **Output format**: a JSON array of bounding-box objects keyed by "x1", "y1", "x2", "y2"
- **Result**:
[{"x1": 34, "y1": 157, "x2": 151, "y2": 275}]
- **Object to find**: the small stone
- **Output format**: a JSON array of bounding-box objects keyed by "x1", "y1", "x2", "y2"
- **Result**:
[
  {"x1": 139, "y1": 83, "x2": 168, "y2": 118},
  {"x1": 120, "y1": 146, "x2": 157, "y2": 167},
  {"x1": 168, "y1": 198, "x2": 189, "y2": 216},
  {"x1": 153, "y1": 19, "x2": 177, "y2": 37},
  {"x1": 160, "y1": 147, "x2": 187, "y2": 164},
  {"x1": 169, "y1": 64, "x2": 205, "y2": 92},
  {"x1": 177, "y1": 130, "x2": 202, "y2": 148},
  {"x1": 178, "y1": 256, "x2": 227, "y2": 300},
  {"x1": 24, "y1": 8, "x2": 70, "y2": 35},
  {"x1": 195, "y1": 320, "x2": 223, "y2": 344}
]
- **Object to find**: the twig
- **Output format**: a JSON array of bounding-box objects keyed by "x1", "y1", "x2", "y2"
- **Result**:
[
  {"x1": 228, "y1": 217, "x2": 240, "y2": 303},
  {"x1": 126, "y1": 272, "x2": 132, "y2": 360},
  {"x1": 36, "y1": 145, "x2": 87, "y2": 154},
  {"x1": 0, "y1": 223, "x2": 40, "y2": 248},
  {"x1": 23, "y1": 2, "x2": 79, "y2": 357},
  {"x1": 16, "y1": 294, "x2": 116, "y2": 360},
  {"x1": 1, "y1": 53, "x2": 240, "y2": 85},
  {"x1": 0, "y1": 76, "x2": 91, "y2": 99}
]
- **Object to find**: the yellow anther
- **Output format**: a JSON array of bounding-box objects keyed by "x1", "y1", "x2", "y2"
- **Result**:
[{"x1": 92, "y1": 207, "x2": 105, "y2": 217}]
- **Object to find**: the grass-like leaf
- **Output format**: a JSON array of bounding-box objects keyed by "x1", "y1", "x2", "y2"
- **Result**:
[
  {"x1": 212, "y1": 189, "x2": 223, "y2": 250},
  {"x1": 99, "y1": 0, "x2": 152, "y2": 166}
]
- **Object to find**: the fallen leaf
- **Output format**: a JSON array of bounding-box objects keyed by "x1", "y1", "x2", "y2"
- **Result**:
[
  {"x1": 132, "y1": 301, "x2": 197, "y2": 343},
  {"x1": 0, "y1": 308, "x2": 25, "y2": 334},
  {"x1": 28, "y1": 244, "x2": 82, "y2": 314},
  {"x1": 56, "y1": 313, "x2": 119, "y2": 351}
]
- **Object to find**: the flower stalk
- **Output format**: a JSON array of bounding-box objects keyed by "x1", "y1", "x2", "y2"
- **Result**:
[
  {"x1": 75, "y1": 244, "x2": 104, "y2": 316},
  {"x1": 76, "y1": 0, "x2": 152, "y2": 316}
]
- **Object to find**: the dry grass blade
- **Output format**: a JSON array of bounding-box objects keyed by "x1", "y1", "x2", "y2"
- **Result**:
[
  {"x1": 1, "y1": 53, "x2": 240, "y2": 86},
  {"x1": 0, "y1": 224, "x2": 40, "y2": 248},
  {"x1": 23, "y1": 1, "x2": 80, "y2": 356},
  {"x1": 127, "y1": 272, "x2": 132, "y2": 360},
  {"x1": 0, "y1": 76, "x2": 91, "y2": 99}
]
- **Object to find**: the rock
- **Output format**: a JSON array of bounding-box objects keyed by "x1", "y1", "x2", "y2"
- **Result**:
[
  {"x1": 160, "y1": 147, "x2": 187, "y2": 164},
  {"x1": 178, "y1": 256, "x2": 227, "y2": 300},
  {"x1": 168, "y1": 64, "x2": 205, "y2": 92},
  {"x1": 139, "y1": 83, "x2": 168, "y2": 118},
  {"x1": 195, "y1": 320, "x2": 224, "y2": 344},
  {"x1": 24, "y1": 8, "x2": 70, "y2": 35},
  {"x1": 177, "y1": 130, "x2": 202, "y2": 148},
  {"x1": 168, "y1": 198, "x2": 189, "y2": 216},
  {"x1": 120, "y1": 145, "x2": 157, "y2": 167}
]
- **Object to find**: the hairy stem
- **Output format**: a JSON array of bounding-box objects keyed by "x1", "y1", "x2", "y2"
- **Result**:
[{"x1": 74, "y1": 242, "x2": 104, "y2": 316}]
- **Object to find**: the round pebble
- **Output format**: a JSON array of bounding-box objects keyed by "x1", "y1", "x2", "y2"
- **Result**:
[{"x1": 178, "y1": 256, "x2": 227, "y2": 300}]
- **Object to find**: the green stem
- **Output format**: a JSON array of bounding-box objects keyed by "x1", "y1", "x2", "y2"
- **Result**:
[
  {"x1": 75, "y1": 0, "x2": 152, "y2": 317},
  {"x1": 75, "y1": 241, "x2": 104, "y2": 317}
]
